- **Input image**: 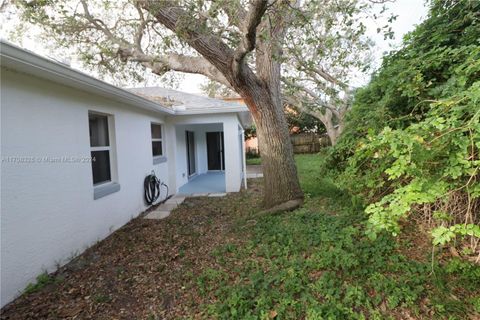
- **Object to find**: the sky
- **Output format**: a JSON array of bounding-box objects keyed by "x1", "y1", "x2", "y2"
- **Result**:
[{"x1": 0, "y1": 0, "x2": 429, "y2": 94}]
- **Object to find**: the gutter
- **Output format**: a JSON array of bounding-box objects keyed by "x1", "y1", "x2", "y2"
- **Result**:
[{"x1": 173, "y1": 107, "x2": 249, "y2": 115}]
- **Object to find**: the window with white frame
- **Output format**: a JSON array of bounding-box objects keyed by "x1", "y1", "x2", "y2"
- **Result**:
[
  {"x1": 151, "y1": 123, "x2": 163, "y2": 157},
  {"x1": 89, "y1": 112, "x2": 112, "y2": 185}
]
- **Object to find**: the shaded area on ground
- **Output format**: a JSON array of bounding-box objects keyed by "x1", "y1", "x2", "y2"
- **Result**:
[
  {"x1": 1, "y1": 155, "x2": 478, "y2": 319},
  {"x1": 0, "y1": 181, "x2": 263, "y2": 319}
]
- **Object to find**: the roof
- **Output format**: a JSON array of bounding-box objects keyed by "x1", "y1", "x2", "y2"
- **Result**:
[
  {"x1": 0, "y1": 40, "x2": 249, "y2": 118},
  {"x1": 0, "y1": 40, "x2": 174, "y2": 115},
  {"x1": 128, "y1": 87, "x2": 248, "y2": 115}
]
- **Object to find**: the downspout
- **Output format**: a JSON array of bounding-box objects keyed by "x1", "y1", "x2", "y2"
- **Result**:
[{"x1": 241, "y1": 129, "x2": 247, "y2": 189}]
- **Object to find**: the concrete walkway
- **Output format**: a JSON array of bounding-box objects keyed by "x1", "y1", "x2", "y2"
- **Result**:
[
  {"x1": 144, "y1": 195, "x2": 186, "y2": 220},
  {"x1": 246, "y1": 165, "x2": 263, "y2": 178},
  {"x1": 144, "y1": 192, "x2": 227, "y2": 220}
]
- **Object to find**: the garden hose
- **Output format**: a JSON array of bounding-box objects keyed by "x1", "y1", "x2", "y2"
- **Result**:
[{"x1": 144, "y1": 171, "x2": 171, "y2": 205}]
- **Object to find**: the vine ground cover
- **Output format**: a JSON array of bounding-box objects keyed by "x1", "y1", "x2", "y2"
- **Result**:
[{"x1": 197, "y1": 154, "x2": 480, "y2": 319}]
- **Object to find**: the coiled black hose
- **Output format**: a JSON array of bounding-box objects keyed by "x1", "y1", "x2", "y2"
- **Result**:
[{"x1": 144, "y1": 171, "x2": 170, "y2": 205}]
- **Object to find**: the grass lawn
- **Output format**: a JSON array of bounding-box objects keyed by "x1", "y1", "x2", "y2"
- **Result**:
[
  {"x1": 1, "y1": 155, "x2": 478, "y2": 319},
  {"x1": 246, "y1": 157, "x2": 262, "y2": 165}
]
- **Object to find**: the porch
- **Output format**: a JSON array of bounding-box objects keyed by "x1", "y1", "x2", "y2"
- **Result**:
[
  {"x1": 172, "y1": 120, "x2": 245, "y2": 194},
  {"x1": 178, "y1": 172, "x2": 226, "y2": 195}
]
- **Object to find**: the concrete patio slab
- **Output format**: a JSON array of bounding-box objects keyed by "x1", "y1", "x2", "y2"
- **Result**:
[
  {"x1": 157, "y1": 203, "x2": 178, "y2": 211},
  {"x1": 144, "y1": 195, "x2": 186, "y2": 220},
  {"x1": 189, "y1": 193, "x2": 209, "y2": 197},
  {"x1": 178, "y1": 172, "x2": 226, "y2": 194},
  {"x1": 144, "y1": 210, "x2": 170, "y2": 220},
  {"x1": 165, "y1": 196, "x2": 185, "y2": 205},
  {"x1": 246, "y1": 165, "x2": 263, "y2": 178},
  {"x1": 208, "y1": 193, "x2": 227, "y2": 197}
]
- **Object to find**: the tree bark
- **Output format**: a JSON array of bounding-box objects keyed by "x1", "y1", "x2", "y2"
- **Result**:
[
  {"x1": 299, "y1": 105, "x2": 346, "y2": 146},
  {"x1": 241, "y1": 86, "x2": 303, "y2": 208},
  {"x1": 322, "y1": 109, "x2": 339, "y2": 146}
]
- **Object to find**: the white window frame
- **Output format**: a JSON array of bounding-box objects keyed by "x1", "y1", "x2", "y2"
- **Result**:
[
  {"x1": 89, "y1": 110, "x2": 120, "y2": 199},
  {"x1": 151, "y1": 122, "x2": 167, "y2": 164}
]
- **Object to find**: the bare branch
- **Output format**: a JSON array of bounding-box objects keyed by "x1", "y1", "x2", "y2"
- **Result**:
[
  {"x1": 232, "y1": 0, "x2": 268, "y2": 76},
  {"x1": 146, "y1": 54, "x2": 232, "y2": 88},
  {"x1": 221, "y1": 1, "x2": 247, "y2": 28},
  {"x1": 310, "y1": 66, "x2": 346, "y2": 88},
  {"x1": 140, "y1": 2, "x2": 237, "y2": 82},
  {"x1": 79, "y1": 0, "x2": 127, "y2": 48},
  {"x1": 134, "y1": 1, "x2": 148, "y2": 50},
  {"x1": 78, "y1": 1, "x2": 231, "y2": 86},
  {"x1": 282, "y1": 77, "x2": 340, "y2": 116},
  {"x1": 117, "y1": 48, "x2": 231, "y2": 87}
]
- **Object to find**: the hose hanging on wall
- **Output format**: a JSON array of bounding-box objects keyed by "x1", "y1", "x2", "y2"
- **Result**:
[
  {"x1": 144, "y1": 172, "x2": 160, "y2": 205},
  {"x1": 144, "y1": 171, "x2": 171, "y2": 205}
]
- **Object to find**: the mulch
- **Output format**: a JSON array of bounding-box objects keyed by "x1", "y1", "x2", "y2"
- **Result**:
[{"x1": 1, "y1": 180, "x2": 264, "y2": 320}]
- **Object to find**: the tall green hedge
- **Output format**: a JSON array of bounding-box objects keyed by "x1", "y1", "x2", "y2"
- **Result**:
[{"x1": 326, "y1": 0, "x2": 480, "y2": 252}]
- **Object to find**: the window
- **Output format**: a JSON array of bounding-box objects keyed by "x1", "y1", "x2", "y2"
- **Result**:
[
  {"x1": 89, "y1": 112, "x2": 112, "y2": 185},
  {"x1": 151, "y1": 123, "x2": 164, "y2": 157}
]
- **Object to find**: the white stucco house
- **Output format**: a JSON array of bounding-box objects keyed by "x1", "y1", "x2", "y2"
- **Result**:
[{"x1": 0, "y1": 41, "x2": 250, "y2": 307}]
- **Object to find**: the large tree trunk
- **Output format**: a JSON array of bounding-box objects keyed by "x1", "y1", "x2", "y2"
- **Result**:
[
  {"x1": 322, "y1": 109, "x2": 338, "y2": 146},
  {"x1": 247, "y1": 35, "x2": 303, "y2": 209},
  {"x1": 242, "y1": 89, "x2": 303, "y2": 208}
]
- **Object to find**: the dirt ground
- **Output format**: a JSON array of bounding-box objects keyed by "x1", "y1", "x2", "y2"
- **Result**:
[{"x1": 0, "y1": 180, "x2": 264, "y2": 320}]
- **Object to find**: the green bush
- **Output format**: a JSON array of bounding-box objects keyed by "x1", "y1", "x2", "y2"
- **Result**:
[{"x1": 324, "y1": 0, "x2": 480, "y2": 250}]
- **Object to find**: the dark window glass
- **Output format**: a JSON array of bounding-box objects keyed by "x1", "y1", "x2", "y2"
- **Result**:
[
  {"x1": 91, "y1": 151, "x2": 111, "y2": 184},
  {"x1": 89, "y1": 114, "x2": 109, "y2": 147},
  {"x1": 151, "y1": 124, "x2": 162, "y2": 139},
  {"x1": 152, "y1": 141, "x2": 163, "y2": 157}
]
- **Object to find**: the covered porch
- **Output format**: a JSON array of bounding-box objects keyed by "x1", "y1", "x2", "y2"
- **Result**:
[
  {"x1": 178, "y1": 172, "x2": 226, "y2": 195},
  {"x1": 169, "y1": 117, "x2": 246, "y2": 195}
]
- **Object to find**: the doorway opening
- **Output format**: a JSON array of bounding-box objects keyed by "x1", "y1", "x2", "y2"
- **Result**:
[
  {"x1": 186, "y1": 130, "x2": 196, "y2": 177},
  {"x1": 206, "y1": 131, "x2": 224, "y2": 171}
]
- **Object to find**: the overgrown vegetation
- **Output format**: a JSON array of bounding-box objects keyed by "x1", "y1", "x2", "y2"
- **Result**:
[
  {"x1": 324, "y1": 0, "x2": 480, "y2": 260},
  {"x1": 198, "y1": 155, "x2": 480, "y2": 319}
]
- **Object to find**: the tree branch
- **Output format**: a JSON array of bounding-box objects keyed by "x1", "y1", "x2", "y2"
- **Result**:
[
  {"x1": 140, "y1": 2, "x2": 236, "y2": 81},
  {"x1": 134, "y1": 1, "x2": 148, "y2": 50},
  {"x1": 282, "y1": 77, "x2": 340, "y2": 116},
  {"x1": 232, "y1": 0, "x2": 268, "y2": 76},
  {"x1": 79, "y1": 0, "x2": 231, "y2": 87},
  {"x1": 117, "y1": 48, "x2": 231, "y2": 87}
]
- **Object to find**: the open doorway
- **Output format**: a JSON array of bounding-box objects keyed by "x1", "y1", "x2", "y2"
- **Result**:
[
  {"x1": 186, "y1": 130, "x2": 196, "y2": 177},
  {"x1": 206, "y1": 131, "x2": 224, "y2": 171}
]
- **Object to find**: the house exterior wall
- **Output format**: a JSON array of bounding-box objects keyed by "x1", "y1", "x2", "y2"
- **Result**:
[
  {"x1": 245, "y1": 137, "x2": 259, "y2": 154},
  {"x1": 0, "y1": 69, "x2": 171, "y2": 307}
]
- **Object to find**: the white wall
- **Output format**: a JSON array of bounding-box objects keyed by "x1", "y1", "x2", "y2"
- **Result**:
[
  {"x1": 169, "y1": 115, "x2": 242, "y2": 192},
  {"x1": 0, "y1": 69, "x2": 171, "y2": 307},
  {"x1": 223, "y1": 117, "x2": 242, "y2": 192}
]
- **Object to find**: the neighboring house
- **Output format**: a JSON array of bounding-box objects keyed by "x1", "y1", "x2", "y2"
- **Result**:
[{"x1": 0, "y1": 41, "x2": 249, "y2": 307}]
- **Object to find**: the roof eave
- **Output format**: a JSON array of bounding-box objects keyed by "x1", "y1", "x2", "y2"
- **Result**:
[
  {"x1": 173, "y1": 107, "x2": 249, "y2": 115},
  {"x1": 0, "y1": 40, "x2": 174, "y2": 115}
]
